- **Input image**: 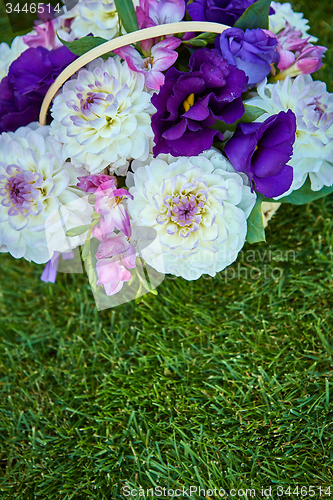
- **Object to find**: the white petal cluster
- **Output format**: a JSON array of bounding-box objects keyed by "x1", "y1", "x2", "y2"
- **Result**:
[
  {"x1": 0, "y1": 36, "x2": 28, "y2": 82},
  {"x1": 246, "y1": 76, "x2": 333, "y2": 194},
  {"x1": 126, "y1": 151, "x2": 256, "y2": 280},
  {"x1": 269, "y1": 1, "x2": 317, "y2": 42},
  {"x1": 0, "y1": 124, "x2": 91, "y2": 264},
  {"x1": 50, "y1": 56, "x2": 154, "y2": 175},
  {"x1": 69, "y1": 0, "x2": 119, "y2": 39}
]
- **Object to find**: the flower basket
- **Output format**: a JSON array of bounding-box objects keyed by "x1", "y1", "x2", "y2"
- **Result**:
[{"x1": 1, "y1": 0, "x2": 332, "y2": 309}]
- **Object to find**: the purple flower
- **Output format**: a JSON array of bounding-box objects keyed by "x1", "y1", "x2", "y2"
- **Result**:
[
  {"x1": 218, "y1": 28, "x2": 280, "y2": 86},
  {"x1": 0, "y1": 45, "x2": 77, "y2": 133},
  {"x1": 187, "y1": 0, "x2": 258, "y2": 26},
  {"x1": 151, "y1": 48, "x2": 247, "y2": 157},
  {"x1": 40, "y1": 251, "x2": 74, "y2": 283},
  {"x1": 0, "y1": 77, "x2": 41, "y2": 133},
  {"x1": 224, "y1": 110, "x2": 296, "y2": 197},
  {"x1": 9, "y1": 46, "x2": 77, "y2": 97}
]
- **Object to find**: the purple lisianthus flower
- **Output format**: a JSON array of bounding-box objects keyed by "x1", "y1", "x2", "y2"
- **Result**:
[
  {"x1": 9, "y1": 46, "x2": 77, "y2": 97},
  {"x1": 218, "y1": 28, "x2": 280, "y2": 86},
  {"x1": 0, "y1": 45, "x2": 77, "y2": 133},
  {"x1": 187, "y1": 0, "x2": 258, "y2": 26},
  {"x1": 224, "y1": 110, "x2": 296, "y2": 197},
  {"x1": 0, "y1": 76, "x2": 41, "y2": 133},
  {"x1": 151, "y1": 48, "x2": 248, "y2": 157}
]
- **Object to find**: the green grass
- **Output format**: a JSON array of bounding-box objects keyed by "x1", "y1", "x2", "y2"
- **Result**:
[{"x1": 1, "y1": 1, "x2": 333, "y2": 499}]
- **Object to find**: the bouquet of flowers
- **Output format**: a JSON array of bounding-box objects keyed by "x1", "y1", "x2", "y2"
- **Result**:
[{"x1": 1, "y1": 0, "x2": 332, "y2": 308}]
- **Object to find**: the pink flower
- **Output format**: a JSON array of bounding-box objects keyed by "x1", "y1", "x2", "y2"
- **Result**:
[
  {"x1": 136, "y1": 0, "x2": 185, "y2": 51},
  {"x1": 93, "y1": 180, "x2": 133, "y2": 238},
  {"x1": 264, "y1": 26, "x2": 327, "y2": 79},
  {"x1": 137, "y1": 0, "x2": 185, "y2": 28},
  {"x1": 23, "y1": 8, "x2": 73, "y2": 51},
  {"x1": 95, "y1": 233, "x2": 137, "y2": 296},
  {"x1": 114, "y1": 37, "x2": 181, "y2": 90},
  {"x1": 77, "y1": 174, "x2": 116, "y2": 193},
  {"x1": 275, "y1": 44, "x2": 327, "y2": 80}
]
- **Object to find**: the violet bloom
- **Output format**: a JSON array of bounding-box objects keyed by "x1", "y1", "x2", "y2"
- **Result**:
[
  {"x1": 218, "y1": 28, "x2": 280, "y2": 86},
  {"x1": 40, "y1": 251, "x2": 74, "y2": 283},
  {"x1": 9, "y1": 46, "x2": 77, "y2": 97},
  {"x1": 0, "y1": 45, "x2": 77, "y2": 133},
  {"x1": 95, "y1": 233, "x2": 137, "y2": 296},
  {"x1": 187, "y1": 0, "x2": 258, "y2": 26},
  {"x1": 224, "y1": 110, "x2": 296, "y2": 198},
  {"x1": 136, "y1": 0, "x2": 185, "y2": 51},
  {"x1": 77, "y1": 174, "x2": 116, "y2": 193},
  {"x1": 114, "y1": 37, "x2": 181, "y2": 90},
  {"x1": 0, "y1": 76, "x2": 41, "y2": 133},
  {"x1": 151, "y1": 48, "x2": 247, "y2": 157},
  {"x1": 93, "y1": 180, "x2": 134, "y2": 238}
]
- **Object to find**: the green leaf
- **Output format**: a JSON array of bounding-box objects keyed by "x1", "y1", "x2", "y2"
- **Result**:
[
  {"x1": 211, "y1": 104, "x2": 266, "y2": 134},
  {"x1": 234, "y1": 0, "x2": 271, "y2": 30},
  {"x1": 182, "y1": 32, "x2": 217, "y2": 46},
  {"x1": 85, "y1": 252, "x2": 97, "y2": 292},
  {"x1": 264, "y1": 177, "x2": 333, "y2": 205},
  {"x1": 246, "y1": 193, "x2": 266, "y2": 244},
  {"x1": 241, "y1": 104, "x2": 267, "y2": 123},
  {"x1": 66, "y1": 225, "x2": 91, "y2": 237},
  {"x1": 114, "y1": 0, "x2": 139, "y2": 34},
  {"x1": 58, "y1": 35, "x2": 108, "y2": 56}
]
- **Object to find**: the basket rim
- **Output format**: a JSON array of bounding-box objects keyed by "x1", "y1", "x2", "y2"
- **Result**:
[{"x1": 39, "y1": 21, "x2": 230, "y2": 125}]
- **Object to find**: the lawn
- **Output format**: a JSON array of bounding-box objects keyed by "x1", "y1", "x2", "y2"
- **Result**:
[{"x1": 0, "y1": 1, "x2": 333, "y2": 499}]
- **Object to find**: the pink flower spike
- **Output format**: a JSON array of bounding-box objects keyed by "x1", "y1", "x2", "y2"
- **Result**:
[
  {"x1": 114, "y1": 37, "x2": 181, "y2": 90},
  {"x1": 145, "y1": 0, "x2": 185, "y2": 26},
  {"x1": 23, "y1": 21, "x2": 57, "y2": 50},
  {"x1": 136, "y1": 0, "x2": 185, "y2": 51},
  {"x1": 296, "y1": 45, "x2": 327, "y2": 73},
  {"x1": 95, "y1": 234, "x2": 137, "y2": 296},
  {"x1": 94, "y1": 181, "x2": 133, "y2": 238},
  {"x1": 275, "y1": 44, "x2": 327, "y2": 79},
  {"x1": 96, "y1": 232, "x2": 130, "y2": 259},
  {"x1": 77, "y1": 174, "x2": 116, "y2": 193},
  {"x1": 276, "y1": 47, "x2": 296, "y2": 70}
]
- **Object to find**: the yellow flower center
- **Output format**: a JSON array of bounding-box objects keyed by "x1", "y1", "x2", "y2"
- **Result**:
[{"x1": 183, "y1": 93, "x2": 195, "y2": 112}]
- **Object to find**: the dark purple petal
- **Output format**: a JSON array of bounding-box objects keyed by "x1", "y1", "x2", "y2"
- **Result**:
[
  {"x1": 0, "y1": 46, "x2": 77, "y2": 133},
  {"x1": 182, "y1": 95, "x2": 211, "y2": 120},
  {"x1": 225, "y1": 110, "x2": 296, "y2": 197},
  {"x1": 224, "y1": 129, "x2": 257, "y2": 172},
  {"x1": 165, "y1": 128, "x2": 223, "y2": 156},
  {"x1": 152, "y1": 48, "x2": 246, "y2": 157},
  {"x1": 254, "y1": 165, "x2": 293, "y2": 198},
  {"x1": 187, "y1": 0, "x2": 259, "y2": 26}
]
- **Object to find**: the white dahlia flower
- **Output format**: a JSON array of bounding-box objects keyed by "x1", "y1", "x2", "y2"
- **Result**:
[
  {"x1": 0, "y1": 124, "x2": 91, "y2": 264},
  {"x1": 126, "y1": 152, "x2": 256, "y2": 280},
  {"x1": 69, "y1": 0, "x2": 119, "y2": 39},
  {"x1": 269, "y1": 2, "x2": 317, "y2": 42},
  {"x1": 0, "y1": 36, "x2": 28, "y2": 82},
  {"x1": 50, "y1": 56, "x2": 154, "y2": 175},
  {"x1": 246, "y1": 75, "x2": 333, "y2": 194}
]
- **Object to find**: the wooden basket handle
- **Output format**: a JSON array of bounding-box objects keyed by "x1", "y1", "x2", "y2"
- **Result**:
[{"x1": 39, "y1": 21, "x2": 229, "y2": 125}]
